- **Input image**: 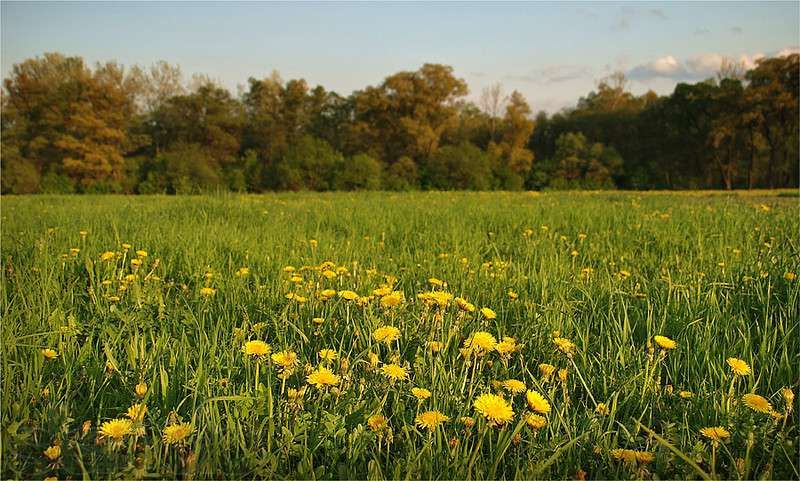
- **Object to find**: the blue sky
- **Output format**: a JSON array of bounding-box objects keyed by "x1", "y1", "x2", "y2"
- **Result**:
[{"x1": 2, "y1": 1, "x2": 798, "y2": 112}]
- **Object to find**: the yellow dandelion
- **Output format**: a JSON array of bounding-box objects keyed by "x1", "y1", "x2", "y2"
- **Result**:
[
  {"x1": 339, "y1": 290, "x2": 359, "y2": 300},
  {"x1": 99, "y1": 418, "x2": 132, "y2": 441},
  {"x1": 162, "y1": 422, "x2": 194, "y2": 445},
  {"x1": 742, "y1": 393, "x2": 772, "y2": 414},
  {"x1": 380, "y1": 363, "x2": 408, "y2": 382},
  {"x1": 611, "y1": 449, "x2": 655, "y2": 465},
  {"x1": 525, "y1": 413, "x2": 547, "y2": 430},
  {"x1": 367, "y1": 414, "x2": 388, "y2": 432},
  {"x1": 495, "y1": 337, "x2": 518, "y2": 356},
  {"x1": 199, "y1": 287, "x2": 216, "y2": 297},
  {"x1": 526, "y1": 390, "x2": 551, "y2": 414},
  {"x1": 553, "y1": 337, "x2": 576, "y2": 355},
  {"x1": 126, "y1": 403, "x2": 147, "y2": 422},
  {"x1": 411, "y1": 387, "x2": 432, "y2": 401},
  {"x1": 474, "y1": 393, "x2": 514, "y2": 425},
  {"x1": 243, "y1": 340, "x2": 271, "y2": 358},
  {"x1": 415, "y1": 410, "x2": 449, "y2": 431},
  {"x1": 373, "y1": 326, "x2": 401, "y2": 344},
  {"x1": 679, "y1": 391, "x2": 693, "y2": 399},
  {"x1": 271, "y1": 350, "x2": 299, "y2": 369},
  {"x1": 480, "y1": 307, "x2": 497, "y2": 319},
  {"x1": 380, "y1": 292, "x2": 404, "y2": 308},
  {"x1": 502, "y1": 379, "x2": 526, "y2": 395},
  {"x1": 539, "y1": 363, "x2": 556, "y2": 379},
  {"x1": 100, "y1": 251, "x2": 115, "y2": 261},
  {"x1": 700, "y1": 426, "x2": 730, "y2": 442},
  {"x1": 654, "y1": 335, "x2": 677, "y2": 350},
  {"x1": 726, "y1": 358, "x2": 751, "y2": 376},
  {"x1": 318, "y1": 349, "x2": 337, "y2": 361},
  {"x1": 306, "y1": 366, "x2": 340, "y2": 389},
  {"x1": 464, "y1": 331, "x2": 497, "y2": 353},
  {"x1": 428, "y1": 341, "x2": 443, "y2": 353},
  {"x1": 785, "y1": 272, "x2": 796, "y2": 282},
  {"x1": 43, "y1": 444, "x2": 61, "y2": 461},
  {"x1": 135, "y1": 382, "x2": 147, "y2": 397},
  {"x1": 595, "y1": 403, "x2": 608, "y2": 415},
  {"x1": 41, "y1": 348, "x2": 58, "y2": 360}
]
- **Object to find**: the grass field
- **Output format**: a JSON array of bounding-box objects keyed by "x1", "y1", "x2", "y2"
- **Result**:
[{"x1": 1, "y1": 191, "x2": 798, "y2": 480}]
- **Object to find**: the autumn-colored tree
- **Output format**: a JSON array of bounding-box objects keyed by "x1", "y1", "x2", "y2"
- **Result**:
[{"x1": 489, "y1": 91, "x2": 535, "y2": 189}]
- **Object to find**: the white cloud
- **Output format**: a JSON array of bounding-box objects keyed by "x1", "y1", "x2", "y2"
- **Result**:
[{"x1": 628, "y1": 47, "x2": 798, "y2": 81}]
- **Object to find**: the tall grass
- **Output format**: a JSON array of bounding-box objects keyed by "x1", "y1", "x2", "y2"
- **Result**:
[{"x1": 1, "y1": 191, "x2": 797, "y2": 479}]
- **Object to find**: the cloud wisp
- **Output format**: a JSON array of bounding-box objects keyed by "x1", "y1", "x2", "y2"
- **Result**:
[{"x1": 628, "y1": 47, "x2": 799, "y2": 81}]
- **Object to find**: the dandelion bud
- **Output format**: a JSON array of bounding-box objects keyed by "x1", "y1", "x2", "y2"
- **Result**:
[{"x1": 135, "y1": 382, "x2": 147, "y2": 397}]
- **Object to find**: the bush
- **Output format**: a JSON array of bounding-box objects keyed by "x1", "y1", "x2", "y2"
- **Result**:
[
  {"x1": 333, "y1": 154, "x2": 382, "y2": 190},
  {"x1": 40, "y1": 171, "x2": 76, "y2": 194},
  {"x1": 274, "y1": 135, "x2": 342, "y2": 191},
  {"x1": 424, "y1": 142, "x2": 492, "y2": 190},
  {"x1": 1, "y1": 155, "x2": 41, "y2": 194}
]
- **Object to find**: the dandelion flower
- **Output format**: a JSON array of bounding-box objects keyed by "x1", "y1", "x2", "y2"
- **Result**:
[
  {"x1": 199, "y1": 287, "x2": 216, "y2": 297},
  {"x1": 162, "y1": 422, "x2": 193, "y2": 445},
  {"x1": 553, "y1": 337, "x2": 576, "y2": 355},
  {"x1": 411, "y1": 387, "x2": 432, "y2": 401},
  {"x1": 474, "y1": 393, "x2": 514, "y2": 425},
  {"x1": 611, "y1": 449, "x2": 655, "y2": 465},
  {"x1": 339, "y1": 290, "x2": 358, "y2": 300},
  {"x1": 654, "y1": 335, "x2": 677, "y2": 350},
  {"x1": 742, "y1": 393, "x2": 772, "y2": 414},
  {"x1": 428, "y1": 341, "x2": 443, "y2": 353},
  {"x1": 271, "y1": 350, "x2": 299, "y2": 369},
  {"x1": 380, "y1": 292, "x2": 404, "y2": 308},
  {"x1": 99, "y1": 418, "x2": 132, "y2": 441},
  {"x1": 368, "y1": 414, "x2": 388, "y2": 432},
  {"x1": 243, "y1": 340, "x2": 271, "y2": 358},
  {"x1": 126, "y1": 403, "x2": 147, "y2": 422},
  {"x1": 41, "y1": 348, "x2": 58, "y2": 360},
  {"x1": 785, "y1": 272, "x2": 797, "y2": 282},
  {"x1": 502, "y1": 379, "x2": 526, "y2": 395},
  {"x1": 306, "y1": 366, "x2": 340, "y2": 389},
  {"x1": 135, "y1": 382, "x2": 147, "y2": 398},
  {"x1": 373, "y1": 326, "x2": 401, "y2": 344},
  {"x1": 495, "y1": 337, "x2": 518, "y2": 356},
  {"x1": 464, "y1": 331, "x2": 497, "y2": 353},
  {"x1": 538, "y1": 363, "x2": 556, "y2": 379},
  {"x1": 43, "y1": 445, "x2": 61, "y2": 461},
  {"x1": 381, "y1": 363, "x2": 408, "y2": 382},
  {"x1": 700, "y1": 426, "x2": 730, "y2": 442},
  {"x1": 726, "y1": 358, "x2": 751, "y2": 376},
  {"x1": 415, "y1": 410, "x2": 449, "y2": 431},
  {"x1": 480, "y1": 307, "x2": 497, "y2": 319},
  {"x1": 595, "y1": 403, "x2": 609, "y2": 415},
  {"x1": 318, "y1": 349, "x2": 337, "y2": 362},
  {"x1": 679, "y1": 391, "x2": 693, "y2": 399},
  {"x1": 526, "y1": 413, "x2": 547, "y2": 430},
  {"x1": 525, "y1": 390, "x2": 551, "y2": 414}
]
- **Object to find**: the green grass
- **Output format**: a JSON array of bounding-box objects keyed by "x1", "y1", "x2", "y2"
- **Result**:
[{"x1": 1, "y1": 191, "x2": 798, "y2": 480}]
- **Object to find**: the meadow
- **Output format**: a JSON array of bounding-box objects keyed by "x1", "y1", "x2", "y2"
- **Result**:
[{"x1": 1, "y1": 191, "x2": 798, "y2": 480}]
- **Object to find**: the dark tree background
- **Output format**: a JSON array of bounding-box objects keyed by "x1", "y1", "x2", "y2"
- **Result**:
[{"x1": 2, "y1": 53, "x2": 798, "y2": 193}]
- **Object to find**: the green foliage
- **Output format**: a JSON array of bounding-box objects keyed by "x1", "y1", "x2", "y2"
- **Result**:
[
  {"x1": 423, "y1": 142, "x2": 493, "y2": 190},
  {"x1": 383, "y1": 156, "x2": 420, "y2": 191},
  {"x1": 333, "y1": 153, "x2": 382, "y2": 190},
  {"x1": 274, "y1": 135, "x2": 342, "y2": 191}
]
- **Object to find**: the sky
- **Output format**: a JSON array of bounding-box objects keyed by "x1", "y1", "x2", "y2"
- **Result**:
[{"x1": 2, "y1": 1, "x2": 798, "y2": 113}]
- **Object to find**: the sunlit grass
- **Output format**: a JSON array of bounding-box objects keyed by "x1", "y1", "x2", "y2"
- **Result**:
[{"x1": 1, "y1": 191, "x2": 797, "y2": 479}]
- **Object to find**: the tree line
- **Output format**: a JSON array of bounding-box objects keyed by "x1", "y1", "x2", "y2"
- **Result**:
[{"x1": 1, "y1": 52, "x2": 797, "y2": 194}]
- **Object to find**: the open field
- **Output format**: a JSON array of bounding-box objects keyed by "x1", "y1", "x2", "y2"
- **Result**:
[{"x1": 1, "y1": 191, "x2": 798, "y2": 480}]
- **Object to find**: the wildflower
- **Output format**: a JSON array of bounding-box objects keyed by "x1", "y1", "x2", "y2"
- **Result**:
[
  {"x1": 41, "y1": 348, "x2": 58, "y2": 360},
  {"x1": 199, "y1": 287, "x2": 216, "y2": 297},
  {"x1": 502, "y1": 379, "x2": 526, "y2": 395},
  {"x1": 318, "y1": 349, "x2": 337, "y2": 362},
  {"x1": 727, "y1": 358, "x2": 751, "y2": 376},
  {"x1": 373, "y1": 326, "x2": 401, "y2": 344},
  {"x1": 126, "y1": 403, "x2": 147, "y2": 422},
  {"x1": 415, "y1": 411, "x2": 449, "y2": 431},
  {"x1": 43, "y1": 444, "x2": 61, "y2": 461},
  {"x1": 596, "y1": 403, "x2": 608, "y2": 415},
  {"x1": 461, "y1": 416, "x2": 476, "y2": 428},
  {"x1": 322, "y1": 270, "x2": 336, "y2": 280},
  {"x1": 243, "y1": 340, "x2": 271, "y2": 358},
  {"x1": 131, "y1": 258, "x2": 142, "y2": 268},
  {"x1": 782, "y1": 387, "x2": 794, "y2": 413},
  {"x1": 320, "y1": 289, "x2": 337, "y2": 300},
  {"x1": 537, "y1": 363, "x2": 556, "y2": 380},
  {"x1": 474, "y1": 393, "x2": 514, "y2": 425},
  {"x1": 700, "y1": 426, "x2": 730, "y2": 442},
  {"x1": 135, "y1": 382, "x2": 147, "y2": 398},
  {"x1": 495, "y1": 337, "x2": 518, "y2": 357},
  {"x1": 428, "y1": 277, "x2": 444, "y2": 287},
  {"x1": 99, "y1": 418, "x2": 132, "y2": 441},
  {"x1": 455, "y1": 297, "x2": 476, "y2": 312},
  {"x1": 380, "y1": 292, "x2": 404, "y2": 308},
  {"x1": 411, "y1": 387, "x2": 432, "y2": 401},
  {"x1": 235, "y1": 267, "x2": 249, "y2": 277},
  {"x1": 100, "y1": 251, "x2": 115, "y2": 261},
  {"x1": 526, "y1": 413, "x2": 547, "y2": 430},
  {"x1": 368, "y1": 352, "x2": 380, "y2": 367},
  {"x1": 464, "y1": 331, "x2": 497, "y2": 353},
  {"x1": 654, "y1": 335, "x2": 677, "y2": 350},
  {"x1": 508, "y1": 290, "x2": 518, "y2": 300},
  {"x1": 553, "y1": 337, "x2": 576, "y2": 355},
  {"x1": 283, "y1": 266, "x2": 295, "y2": 273},
  {"x1": 271, "y1": 350, "x2": 299, "y2": 370},
  {"x1": 742, "y1": 393, "x2": 772, "y2": 414},
  {"x1": 306, "y1": 366, "x2": 340, "y2": 388},
  {"x1": 679, "y1": 390, "x2": 693, "y2": 399},
  {"x1": 526, "y1": 390, "x2": 551, "y2": 414},
  {"x1": 136, "y1": 250, "x2": 147, "y2": 258},
  {"x1": 368, "y1": 414, "x2": 388, "y2": 432},
  {"x1": 611, "y1": 449, "x2": 655, "y2": 465},
  {"x1": 785, "y1": 272, "x2": 797, "y2": 282},
  {"x1": 380, "y1": 363, "x2": 408, "y2": 382},
  {"x1": 428, "y1": 341, "x2": 443, "y2": 353},
  {"x1": 162, "y1": 422, "x2": 193, "y2": 445},
  {"x1": 480, "y1": 307, "x2": 497, "y2": 319},
  {"x1": 312, "y1": 317, "x2": 325, "y2": 325},
  {"x1": 339, "y1": 290, "x2": 358, "y2": 300},
  {"x1": 558, "y1": 368, "x2": 569, "y2": 382}
]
